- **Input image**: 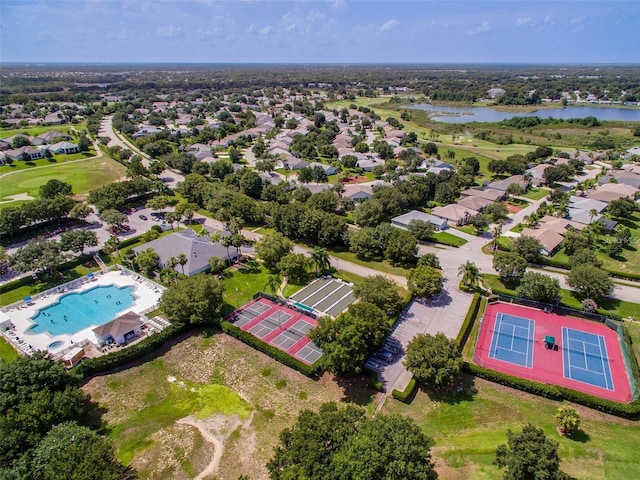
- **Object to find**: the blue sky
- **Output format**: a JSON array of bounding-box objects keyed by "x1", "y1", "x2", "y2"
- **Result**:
[{"x1": 1, "y1": 1, "x2": 639, "y2": 64}]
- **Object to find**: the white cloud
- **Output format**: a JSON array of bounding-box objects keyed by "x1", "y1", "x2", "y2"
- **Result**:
[
  {"x1": 331, "y1": 0, "x2": 347, "y2": 10},
  {"x1": 467, "y1": 21, "x2": 490, "y2": 36},
  {"x1": 515, "y1": 17, "x2": 534, "y2": 27},
  {"x1": 157, "y1": 25, "x2": 183, "y2": 38},
  {"x1": 380, "y1": 19, "x2": 399, "y2": 32},
  {"x1": 570, "y1": 16, "x2": 585, "y2": 25},
  {"x1": 248, "y1": 23, "x2": 273, "y2": 35}
]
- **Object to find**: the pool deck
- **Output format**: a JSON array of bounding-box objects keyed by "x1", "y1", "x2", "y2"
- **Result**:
[{"x1": 2, "y1": 270, "x2": 163, "y2": 356}]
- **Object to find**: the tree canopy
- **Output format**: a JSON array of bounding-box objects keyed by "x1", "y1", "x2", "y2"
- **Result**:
[
  {"x1": 516, "y1": 272, "x2": 561, "y2": 304},
  {"x1": 353, "y1": 275, "x2": 404, "y2": 318},
  {"x1": 404, "y1": 333, "x2": 463, "y2": 390},
  {"x1": 267, "y1": 402, "x2": 437, "y2": 480},
  {"x1": 407, "y1": 265, "x2": 443, "y2": 299},
  {"x1": 495, "y1": 424, "x2": 566, "y2": 480},
  {"x1": 309, "y1": 302, "x2": 390, "y2": 375},
  {"x1": 159, "y1": 274, "x2": 225, "y2": 325},
  {"x1": 567, "y1": 264, "x2": 613, "y2": 301},
  {"x1": 255, "y1": 232, "x2": 294, "y2": 270}
]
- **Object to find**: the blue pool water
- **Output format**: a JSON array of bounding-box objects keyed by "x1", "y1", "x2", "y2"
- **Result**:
[{"x1": 28, "y1": 285, "x2": 135, "y2": 336}]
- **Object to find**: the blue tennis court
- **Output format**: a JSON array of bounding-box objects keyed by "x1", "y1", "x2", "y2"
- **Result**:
[
  {"x1": 488, "y1": 313, "x2": 534, "y2": 368},
  {"x1": 562, "y1": 327, "x2": 614, "y2": 391}
]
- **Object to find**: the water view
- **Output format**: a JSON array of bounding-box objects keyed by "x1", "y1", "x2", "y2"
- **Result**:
[{"x1": 409, "y1": 103, "x2": 640, "y2": 123}]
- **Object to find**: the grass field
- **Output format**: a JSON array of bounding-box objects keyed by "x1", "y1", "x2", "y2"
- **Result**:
[
  {"x1": 522, "y1": 187, "x2": 549, "y2": 200},
  {"x1": 0, "y1": 148, "x2": 98, "y2": 173},
  {"x1": 0, "y1": 337, "x2": 19, "y2": 362},
  {"x1": 327, "y1": 249, "x2": 409, "y2": 277},
  {"x1": 431, "y1": 231, "x2": 468, "y2": 247},
  {"x1": 0, "y1": 123, "x2": 84, "y2": 140},
  {"x1": 0, "y1": 156, "x2": 125, "y2": 207}
]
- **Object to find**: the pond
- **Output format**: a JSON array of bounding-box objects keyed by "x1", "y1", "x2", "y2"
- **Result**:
[{"x1": 408, "y1": 103, "x2": 640, "y2": 123}]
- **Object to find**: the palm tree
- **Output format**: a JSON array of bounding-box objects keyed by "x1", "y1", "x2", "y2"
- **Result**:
[
  {"x1": 103, "y1": 235, "x2": 122, "y2": 263},
  {"x1": 555, "y1": 407, "x2": 580, "y2": 437},
  {"x1": 176, "y1": 253, "x2": 188, "y2": 275},
  {"x1": 311, "y1": 246, "x2": 330, "y2": 275},
  {"x1": 231, "y1": 233, "x2": 246, "y2": 259},
  {"x1": 265, "y1": 274, "x2": 280, "y2": 296},
  {"x1": 222, "y1": 235, "x2": 233, "y2": 263},
  {"x1": 226, "y1": 216, "x2": 244, "y2": 235},
  {"x1": 166, "y1": 256, "x2": 178, "y2": 271},
  {"x1": 458, "y1": 261, "x2": 480, "y2": 289},
  {"x1": 491, "y1": 222, "x2": 503, "y2": 251},
  {"x1": 589, "y1": 208, "x2": 598, "y2": 224}
]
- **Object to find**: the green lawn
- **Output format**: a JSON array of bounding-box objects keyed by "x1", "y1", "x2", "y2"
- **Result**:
[
  {"x1": 0, "y1": 123, "x2": 85, "y2": 140},
  {"x1": 522, "y1": 187, "x2": 549, "y2": 200},
  {"x1": 221, "y1": 261, "x2": 272, "y2": 311},
  {"x1": 0, "y1": 156, "x2": 125, "y2": 207},
  {"x1": 431, "y1": 231, "x2": 468, "y2": 247},
  {"x1": 382, "y1": 378, "x2": 640, "y2": 480},
  {"x1": 327, "y1": 249, "x2": 409, "y2": 277},
  {"x1": 452, "y1": 225, "x2": 477, "y2": 236},
  {"x1": 0, "y1": 148, "x2": 98, "y2": 173},
  {"x1": 0, "y1": 337, "x2": 19, "y2": 362}
]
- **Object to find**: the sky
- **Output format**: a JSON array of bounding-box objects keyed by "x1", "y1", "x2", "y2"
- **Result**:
[{"x1": 1, "y1": 0, "x2": 639, "y2": 64}]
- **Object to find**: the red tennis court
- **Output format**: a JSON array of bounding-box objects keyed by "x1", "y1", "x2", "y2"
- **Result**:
[
  {"x1": 229, "y1": 298, "x2": 323, "y2": 365},
  {"x1": 474, "y1": 302, "x2": 633, "y2": 403}
]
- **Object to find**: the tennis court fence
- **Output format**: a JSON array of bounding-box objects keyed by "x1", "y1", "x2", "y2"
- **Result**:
[{"x1": 605, "y1": 318, "x2": 640, "y2": 400}]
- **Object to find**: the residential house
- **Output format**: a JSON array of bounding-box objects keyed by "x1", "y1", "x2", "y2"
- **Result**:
[
  {"x1": 36, "y1": 131, "x2": 70, "y2": 144},
  {"x1": 520, "y1": 227, "x2": 565, "y2": 257},
  {"x1": 132, "y1": 229, "x2": 236, "y2": 276},
  {"x1": 132, "y1": 126, "x2": 164, "y2": 138},
  {"x1": 391, "y1": 210, "x2": 448, "y2": 231},
  {"x1": 457, "y1": 195, "x2": 495, "y2": 212},
  {"x1": 431, "y1": 204, "x2": 479, "y2": 226},
  {"x1": 598, "y1": 170, "x2": 640, "y2": 190},
  {"x1": 585, "y1": 183, "x2": 637, "y2": 203},
  {"x1": 419, "y1": 157, "x2": 453, "y2": 171},
  {"x1": 309, "y1": 162, "x2": 338, "y2": 176},
  {"x1": 280, "y1": 158, "x2": 309, "y2": 170},
  {"x1": 47, "y1": 141, "x2": 79, "y2": 155},
  {"x1": 357, "y1": 157, "x2": 384, "y2": 172},
  {"x1": 43, "y1": 111, "x2": 65, "y2": 125},
  {"x1": 4, "y1": 146, "x2": 44, "y2": 161},
  {"x1": 487, "y1": 175, "x2": 529, "y2": 192},
  {"x1": 342, "y1": 184, "x2": 373, "y2": 202},
  {"x1": 92, "y1": 311, "x2": 143, "y2": 346},
  {"x1": 461, "y1": 188, "x2": 506, "y2": 202},
  {"x1": 526, "y1": 163, "x2": 552, "y2": 186},
  {"x1": 487, "y1": 88, "x2": 506, "y2": 98},
  {"x1": 567, "y1": 196, "x2": 608, "y2": 225}
]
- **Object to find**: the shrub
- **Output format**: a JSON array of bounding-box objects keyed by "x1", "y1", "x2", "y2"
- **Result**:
[
  {"x1": 456, "y1": 294, "x2": 482, "y2": 349},
  {"x1": 392, "y1": 378, "x2": 418, "y2": 403}
]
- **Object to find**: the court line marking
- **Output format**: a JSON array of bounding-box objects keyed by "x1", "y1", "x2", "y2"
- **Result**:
[{"x1": 562, "y1": 327, "x2": 614, "y2": 391}]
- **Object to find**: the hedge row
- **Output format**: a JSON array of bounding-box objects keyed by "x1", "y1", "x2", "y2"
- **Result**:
[
  {"x1": 456, "y1": 293, "x2": 482, "y2": 349},
  {"x1": 220, "y1": 321, "x2": 319, "y2": 377},
  {"x1": 77, "y1": 321, "x2": 190, "y2": 377},
  {"x1": 539, "y1": 257, "x2": 640, "y2": 282},
  {"x1": 392, "y1": 378, "x2": 417, "y2": 403},
  {"x1": 464, "y1": 362, "x2": 640, "y2": 419}
]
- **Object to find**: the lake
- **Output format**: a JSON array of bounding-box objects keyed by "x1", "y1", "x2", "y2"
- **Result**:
[{"x1": 408, "y1": 103, "x2": 640, "y2": 123}]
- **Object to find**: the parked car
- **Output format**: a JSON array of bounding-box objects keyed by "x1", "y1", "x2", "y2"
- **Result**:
[
  {"x1": 138, "y1": 214, "x2": 148, "y2": 220},
  {"x1": 374, "y1": 349, "x2": 394, "y2": 363},
  {"x1": 121, "y1": 224, "x2": 131, "y2": 231}
]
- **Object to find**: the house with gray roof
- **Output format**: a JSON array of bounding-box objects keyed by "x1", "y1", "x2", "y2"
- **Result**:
[
  {"x1": 133, "y1": 229, "x2": 236, "y2": 276},
  {"x1": 309, "y1": 162, "x2": 338, "y2": 176},
  {"x1": 93, "y1": 311, "x2": 143, "y2": 346},
  {"x1": 391, "y1": 210, "x2": 448, "y2": 231},
  {"x1": 486, "y1": 175, "x2": 529, "y2": 192},
  {"x1": 47, "y1": 141, "x2": 79, "y2": 155}
]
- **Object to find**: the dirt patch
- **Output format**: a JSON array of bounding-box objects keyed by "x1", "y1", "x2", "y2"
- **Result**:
[{"x1": 0, "y1": 192, "x2": 34, "y2": 203}]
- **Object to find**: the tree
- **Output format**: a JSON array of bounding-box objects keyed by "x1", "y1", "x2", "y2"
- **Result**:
[
  {"x1": 311, "y1": 246, "x2": 330, "y2": 275},
  {"x1": 458, "y1": 261, "x2": 480, "y2": 289},
  {"x1": 512, "y1": 235, "x2": 542, "y2": 264},
  {"x1": 555, "y1": 406, "x2": 581, "y2": 437},
  {"x1": 353, "y1": 275, "x2": 404, "y2": 318},
  {"x1": 493, "y1": 251, "x2": 527, "y2": 282},
  {"x1": 329, "y1": 414, "x2": 438, "y2": 480},
  {"x1": 567, "y1": 264, "x2": 613, "y2": 301},
  {"x1": 59, "y1": 229, "x2": 98, "y2": 254},
  {"x1": 99, "y1": 209, "x2": 127, "y2": 229},
  {"x1": 407, "y1": 265, "x2": 443, "y2": 299},
  {"x1": 562, "y1": 230, "x2": 592, "y2": 256},
  {"x1": 255, "y1": 232, "x2": 293, "y2": 270},
  {"x1": 418, "y1": 252, "x2": 441, "y2": 269},
  {"x1": 240, "y1": 170, "x2": 264, "y2": 198},
  {"x1": 77, "y1": 132, "x2": 92, "y2": 152},
  {"x1": 39, "y1": 179, "x2": 72, "y2": 199},
  {"x1": 495, "y1": 424, "x2": 565, "y2": 480},
  {"x1": 407, "y1": 219, "x2": 436, "y2": 241},
  {"x1": 468, "y1": 213, "x2": 491, "y2": 234},
  {"x1": 278, "y1": 253, "x2": 309, "y2": 284},
  {"x1": 103, "y1": 235, "x2": 122, "y2": 263},
  {"x1": 352, "y1": 199, "x2": 385, "y2": 227},
  {"x1": 307, "y1": 190, "x2": 339, "y2": 213},
  {"x1": 516, "y1": 272, "x2": 561, "y2": 303},
  {"x1": 30, "y1": 422, "x2": 133, "y2": 480},
  {"x1": 607, "y1": 197, "x2": 636, "y2": 218},
  {"x1": 568, "y1": 248, "x2": 603, "y2": 269},
  {"x1": 265, "y1": 274, "x2": 280, "y2": 296},
  {"x1": 175, "y1": 252, "x2": 188, "y2": 275},
  {"x1": 310, "y1": 302, "x2": 390, "y2": 375},
  {"x1": 404, "y1": 333, "x2": 463, "y2": 390},
  {"x1": 384, "y1": 228, "x2": 418, "y2": 265},
  {"x1": 208, "y1": 256, "x2": 227, "y2": 275},
  {"x1": 0, "y1": 353, "x2": 88, "y2": 468},
  {"x1": 69, "y1": 203, "x2": 94, "y2": 221},
  {"x1": 135, "y1": 248, "x2": 159, "y2": 277},
  {"x1": 160, "y1": 275, "x2": 225, "y2": 325},
  {"x1": 483, "y1": 202, "x2": 510, "y2": 223},
  {"x1": 11, "y1": 239, "x2": 65, "y2": 276},
  {"x1": 506, "y1": 182, "x2": 524, "y2": 199}
]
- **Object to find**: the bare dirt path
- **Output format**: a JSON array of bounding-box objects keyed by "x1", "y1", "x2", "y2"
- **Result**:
[{"x1": 176, "y1": 417, "x2": 224, "y2": 480}]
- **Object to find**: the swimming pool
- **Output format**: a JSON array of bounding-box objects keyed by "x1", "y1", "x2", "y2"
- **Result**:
[{"x1": 28, "y1": 285, "x2": 135, "y2": 336}]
